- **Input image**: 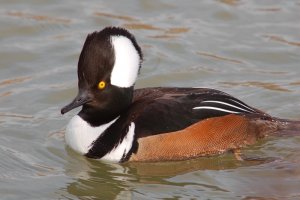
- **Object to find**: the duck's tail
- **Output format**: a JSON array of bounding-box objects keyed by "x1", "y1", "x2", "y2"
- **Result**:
[{"x1": 276, "y1": 119, "x2": 300, "y2": 136}]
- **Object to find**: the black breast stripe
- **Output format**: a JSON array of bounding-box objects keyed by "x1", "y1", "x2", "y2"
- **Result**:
[{"x1": 85, "y1": 116, "x2": 131, "y2": 159}]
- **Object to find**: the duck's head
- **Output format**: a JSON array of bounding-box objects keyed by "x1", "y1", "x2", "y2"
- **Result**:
[{"x1": 61, "y1": 27, "x2": 143, "y2": 126}]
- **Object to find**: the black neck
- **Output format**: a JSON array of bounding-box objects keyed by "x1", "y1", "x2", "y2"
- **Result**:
[{"x1": 79, "y1": 105, "x2": 120, "y2": 127}]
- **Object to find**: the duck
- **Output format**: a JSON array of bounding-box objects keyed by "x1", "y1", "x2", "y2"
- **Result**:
[{"x1": 61, "y1": 26, "x2": 300, "y2": 162}]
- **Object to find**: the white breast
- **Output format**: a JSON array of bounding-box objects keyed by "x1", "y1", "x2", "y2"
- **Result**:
[
  {"x1": 65, "y1": 115, "x2": 118, "y2": 155},
  {"x1": 65, "y1": 115, "x2": 136, "y2": 162}
]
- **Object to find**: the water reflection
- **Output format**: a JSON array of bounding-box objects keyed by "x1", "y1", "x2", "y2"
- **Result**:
[
  {"x1": 264, "y1": 35, "x2": 300, "y2": 47},
  {"x1": 64, "y1": 151, "x2": 132, "y2": 199},
  {"x1": 6, "y1": 11, "x2": 71, "y2": 24},
  {"x1": 93, "y1": 12, "x2": 138, "y2": 22},
  {"x1": 220, "y1": 81, "x2": 292, "y2": 92},
  {"x1": 198, "y1": 51, "x2": 244, "y2": 64},
  {"x1": 63, "y1": 148, "x2": 273, "y2": 199}
]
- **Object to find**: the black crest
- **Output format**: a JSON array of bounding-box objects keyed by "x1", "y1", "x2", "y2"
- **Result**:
[{"x1": 77, "y1": 27, "x2": 143, "y2": 87}]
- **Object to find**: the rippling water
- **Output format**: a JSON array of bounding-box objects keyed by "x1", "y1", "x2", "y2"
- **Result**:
[{"x1": 1, "y1": 0, "x2": 300, "y2": 199}]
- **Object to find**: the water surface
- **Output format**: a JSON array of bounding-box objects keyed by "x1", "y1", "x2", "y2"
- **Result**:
[{"x1": 1, "y1": 0, "x2": 300, "y2": 199}]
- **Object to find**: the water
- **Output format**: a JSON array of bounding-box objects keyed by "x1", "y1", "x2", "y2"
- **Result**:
[{"x1": 1, "y1": 0, "x2": 300, "y2": 199}]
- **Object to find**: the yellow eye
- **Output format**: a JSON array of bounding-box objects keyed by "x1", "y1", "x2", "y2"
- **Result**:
[{"x1": 98, "y1": 81, "x2": 106, "y2": 89}]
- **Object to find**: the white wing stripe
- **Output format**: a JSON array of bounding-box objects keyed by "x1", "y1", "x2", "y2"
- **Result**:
[
  {"x1": 229, "y1": 99, "x2": 255, "y2": 112},
  {"x1": 193, "y1": 106, "x2": 240, "y2": 114},
  {"x1": 201, "y1": 100, "x2": 251, "y2": 112}
]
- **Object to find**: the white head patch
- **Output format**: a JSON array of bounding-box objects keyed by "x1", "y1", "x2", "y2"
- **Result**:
[{"x1": 110, "y1": 36, "x2": 140, "y2": 88}]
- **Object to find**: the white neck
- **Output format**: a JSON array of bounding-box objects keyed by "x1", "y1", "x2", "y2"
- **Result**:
[{"x1": 110, "y1": 36, "x2": 140, "y2": 88}]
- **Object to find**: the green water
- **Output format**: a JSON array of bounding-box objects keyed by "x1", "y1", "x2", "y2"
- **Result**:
[{"x1": 0, "y1": 1, "x2": 300, "y2": 199}]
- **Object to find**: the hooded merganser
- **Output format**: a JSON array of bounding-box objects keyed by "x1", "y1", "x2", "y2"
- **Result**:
[{"x1": 61, "y1": 26, "x2": 300, "y2": 162}]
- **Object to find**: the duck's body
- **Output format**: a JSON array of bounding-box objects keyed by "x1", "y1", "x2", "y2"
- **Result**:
[{"x1": 61, "y1": 27, "x2": 299, "y2": 162}]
